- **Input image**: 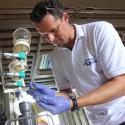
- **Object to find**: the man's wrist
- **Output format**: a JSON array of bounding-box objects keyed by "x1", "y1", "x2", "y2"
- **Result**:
[
  {"x1": 56, "y1": 91, "x2": 70, "y2": 97},
  {"x1": 69, "y1": 95, "x2": 79, "y2": 111}
]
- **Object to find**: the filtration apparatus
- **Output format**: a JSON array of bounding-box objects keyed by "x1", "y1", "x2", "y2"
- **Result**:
[{"x1": 0, "y1": 28, "x2": 54, "y2": 125}]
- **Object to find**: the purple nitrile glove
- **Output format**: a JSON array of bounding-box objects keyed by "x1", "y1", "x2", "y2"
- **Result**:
[
  {"x1": 37, "y1": 95, "x2": 70, "y2": 115},
  {"x1": 29, "y1": 82, "x2": 56, "y2": 97}
]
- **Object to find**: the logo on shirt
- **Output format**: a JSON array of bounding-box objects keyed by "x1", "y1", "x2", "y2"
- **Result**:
[{"x1": 83, "y1": 57, "x2": 97, "y2": 66}]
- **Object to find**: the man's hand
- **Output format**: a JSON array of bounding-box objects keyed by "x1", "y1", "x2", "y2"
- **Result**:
[
  {"x1": 29, "y1": 82, "x2": 70, "y2": 114},
  {"x1": 29, "y1": 82, "x2": 56, "y2": 97},
  {"x1": 37, "y1": 95, "x2": 70, "y2": 115}
]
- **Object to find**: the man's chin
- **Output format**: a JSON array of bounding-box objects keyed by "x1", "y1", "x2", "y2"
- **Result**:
[{"x1": 55, "y1": 42, "x2": 64, "y2": 47}]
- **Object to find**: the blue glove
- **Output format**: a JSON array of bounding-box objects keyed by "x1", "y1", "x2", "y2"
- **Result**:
[
  {"x1": 29, "y1": 82, "x2": 56, "y2": 97},
  {"x1": 37, "y1": 95, "x2": 70, "y2": 115}
]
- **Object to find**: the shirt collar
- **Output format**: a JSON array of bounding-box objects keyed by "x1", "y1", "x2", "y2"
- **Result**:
[{"x1": 74, "y1": 24, "x2": 85, "y2": 40}]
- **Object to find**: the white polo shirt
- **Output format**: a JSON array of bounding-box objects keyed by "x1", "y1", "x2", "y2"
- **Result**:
[{"x1": 50, "y1": 21, "x2": 125, "y2": 125}]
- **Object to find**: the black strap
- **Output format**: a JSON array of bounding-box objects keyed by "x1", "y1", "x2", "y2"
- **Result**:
[{"x1": 69, "y1": 95, "x2": 79, "y2": 112}]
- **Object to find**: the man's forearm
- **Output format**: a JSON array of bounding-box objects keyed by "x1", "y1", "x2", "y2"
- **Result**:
[{"x1": 77, "y1": 74, "x2": 125, "y2": 108}]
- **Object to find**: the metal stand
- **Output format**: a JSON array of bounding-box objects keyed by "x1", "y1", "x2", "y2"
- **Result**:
[
  {"x1": 5, "y1": 114, "x2": 54, "y2": 125},
  {"x1": 19, "y1": 101, "x2": 36, "y2": 125}
]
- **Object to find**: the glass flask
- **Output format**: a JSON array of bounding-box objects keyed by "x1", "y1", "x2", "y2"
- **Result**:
[{"x1": 13, "y1": 28, "x2": 31, "y2": 53}]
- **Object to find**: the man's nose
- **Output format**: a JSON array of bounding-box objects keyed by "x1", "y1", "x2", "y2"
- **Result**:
[{"x1": 46, "y1": 33, "x2": 56, "y2": 43}]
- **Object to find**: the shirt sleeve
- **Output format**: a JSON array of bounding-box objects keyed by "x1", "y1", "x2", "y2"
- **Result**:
[{"x1": 96, "y1": 22, "x2": 125, "y2": 78}]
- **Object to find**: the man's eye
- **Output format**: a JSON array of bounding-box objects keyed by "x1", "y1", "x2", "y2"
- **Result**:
[{"x1": 50, "y1": 28, "x2": 58, "y2": 33}]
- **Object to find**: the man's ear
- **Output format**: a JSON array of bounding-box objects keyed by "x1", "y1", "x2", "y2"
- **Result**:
[{"x1": 62, "y1": 12, "x2": 69, "y2": 23}]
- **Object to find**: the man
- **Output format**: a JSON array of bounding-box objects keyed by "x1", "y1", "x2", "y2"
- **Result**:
[{"x1": 29, "y1": 0, "x2": 125, "y2": 125}]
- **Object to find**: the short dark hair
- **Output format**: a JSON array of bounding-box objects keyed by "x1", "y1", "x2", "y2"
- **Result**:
[{"x1": 30, "y1": 0, "x2": 64, "y2": 23}]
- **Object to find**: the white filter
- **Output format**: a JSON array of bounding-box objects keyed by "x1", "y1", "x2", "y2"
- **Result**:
[
  {"x1": 8, "y1": 59, "x2": 28, "y2": 72},
  {"x1": 8, "y1": 59, "x2": 27, "y2": 81},
  {"x1": 13, "y1": 39, "x2": 30, "y2": 53},
  {"x1": 13, "y1": 28, "x2": 31, "y2": 53}
]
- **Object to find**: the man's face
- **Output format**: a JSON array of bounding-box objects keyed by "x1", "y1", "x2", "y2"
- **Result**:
[{"x1": 36, "y1": 13, "x2": 70, "y2": 47}]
